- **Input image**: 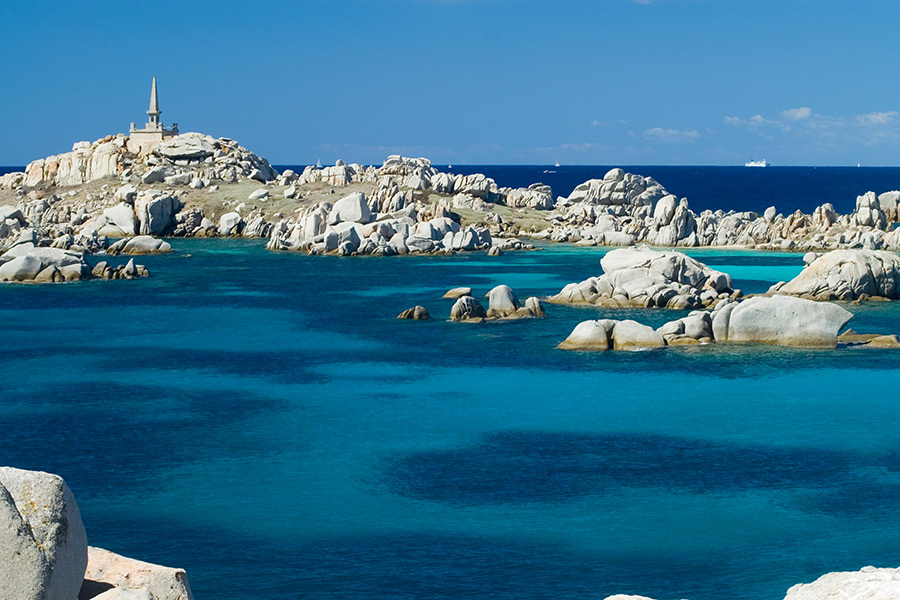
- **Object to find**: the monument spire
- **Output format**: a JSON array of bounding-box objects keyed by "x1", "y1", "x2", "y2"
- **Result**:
[{"x1": 147, "y1": 76, "x2": 161, "y2": 127}]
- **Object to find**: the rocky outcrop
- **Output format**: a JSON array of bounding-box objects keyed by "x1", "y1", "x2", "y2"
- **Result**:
[
  {"x1": 397, "y1": 306, "x2": 430, "y2": 319},
  {"x1": 106, "y1": 236, "x2": 172, "y2": 255},
  {"x1": 549, "y1": 246, "x2": 735, "y2": 309},
  {"x1": 715, "y1": 296, "x2": 853, "y2": 348},
  {"x1": 769, "y1": 249, "x2": 900, "y2": 300},
  {"x1": 449, "y1": 295, "x2": 487, "y2": 323},
  {"x1": 561, "y1": 295, "x2": 863, "y2": 351},
  {"x1": 538, "y1": 167, "x2": 900, "y2": 251},
  {"x1": 9, "y1": 132, "x2": 275, "y2": 190},
  {"x1": 443, "y1": 286, "x2": 472, "y2": 299},
  {"x1": 782, "y1": 565, "x2": 900, "y2": 600},
  {"x1": 267, "y1": 191, "x2": 492, "y2": 256},
  {"x1": 0, "y1": 467, "x2": 88, "y2": 600},
  {"x1": 81, "y1": 547, "x2": 195, "y2": 600},
  {"x1": 0, "y1": 246, "x2": 91, "y2": 282}
]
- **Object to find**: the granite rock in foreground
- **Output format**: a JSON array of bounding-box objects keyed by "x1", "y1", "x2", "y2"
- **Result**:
[
  {"x1": 0, "y1": 466, "x2": 194, "y2": 600},
  {"x1": 782, "y1": 565, "x2": 900, "y2": 600},
  {"x1": 0, "y1": 467, "x2": 87, "y2": 600}
]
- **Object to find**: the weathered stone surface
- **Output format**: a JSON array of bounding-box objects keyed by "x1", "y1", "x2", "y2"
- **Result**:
[
  {"x1": 0, "y1": 254, "x2": 44, "y2": 281},
  {"x1": 218, "y1": 212, "x2": 243, "y2": 236},
  {"x1": 82, "y1": 546, "x2": 195, "y2": 600},
  {"x1": 775, "y1": 249, "x2": 900, "y2": 300},
  {"x1": 154, "y1": 132, "x2": 215, "y2": 161},
  {"x1": 558, "y1": 319, "x2": 617, "y2": 350},
  {"x1": 783, "y1": 565, "x2": 900, "y2": 600},
  {"x1": 724, "y1": 296, "x2": 853, "y2": 348},
  {"x1": 449, "y1": 295, "x2": 487, "y2": 322},
  {"x1": 486, "y1": 284, "x2": 520, "y2": 314},
  {"x1": 611, "y1": 319, "x2": 667, "y2": 350},
  {"x1": 136, "y1": 193, "x2": 182, "y2": 236},
  {"x1": 0, "y1": 467, "x2": 88, "y2": 600},
  {"x1": 328, "y1": 192, "x2": 372, "y2": 225},
  {"x1": 443, "y1": 286, "x2": 472, "y2": 299},
  {"x1": 106, "y1": 236, "x2": 173, "y2": 255},
  {"x1": 550, "y1": 246, "x2": 730, "y2": 309},
  {"x1": 397, "y1": 305, "x2": 430, "y2": 320}
]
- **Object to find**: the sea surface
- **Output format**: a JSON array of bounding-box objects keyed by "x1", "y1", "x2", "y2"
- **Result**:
[{"x1": 2, "y1": 239, "x2": 900, "y2": 600}]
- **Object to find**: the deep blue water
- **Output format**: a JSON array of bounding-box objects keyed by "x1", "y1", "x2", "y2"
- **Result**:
[
  {"x1": 2, "y1": 240, "x2": 900, "y2": 600},
  {"x1": 274, "y1": 164, "x2": 900, "y2": 216}
]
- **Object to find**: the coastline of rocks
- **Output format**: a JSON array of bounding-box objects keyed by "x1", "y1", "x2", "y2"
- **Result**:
[{"x1": 3, "y1": 134, "x2": 900, "y2": 273}]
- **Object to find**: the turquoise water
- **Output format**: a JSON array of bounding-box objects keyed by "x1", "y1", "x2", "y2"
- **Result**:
[{"x1": 2, "y1": 239, "x2": 900, "y2": 600}]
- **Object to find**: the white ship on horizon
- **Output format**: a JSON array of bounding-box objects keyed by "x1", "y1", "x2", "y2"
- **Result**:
[{"x1": 745, "y1": 159, "x2": 769, "y2": 167}]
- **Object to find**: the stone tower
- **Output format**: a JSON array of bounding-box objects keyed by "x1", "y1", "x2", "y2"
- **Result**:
[{"x1": 128, "y1": 77, "x2": 179, "y2": 156}]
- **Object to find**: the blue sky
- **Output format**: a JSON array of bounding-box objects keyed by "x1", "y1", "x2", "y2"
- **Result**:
[{"x1": 2, "y1": 0, "x2": 900, "y2": 166}]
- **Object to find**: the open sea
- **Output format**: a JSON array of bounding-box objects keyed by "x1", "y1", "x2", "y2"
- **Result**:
[{"x1": 2, "y1": 166, "x2": 900, "y2": 599}]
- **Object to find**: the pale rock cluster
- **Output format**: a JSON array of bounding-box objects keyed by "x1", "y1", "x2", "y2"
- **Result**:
[
  {"x1": 449, "y1": 285, "x2": 545, "y2": 323},
  {"x1": 541, "y1": 168, "x2": 900, "y2": 252},
  {"x1": 769, "y1": 248, "x2": 900, "y2": 300},
  {"x1": 549, "y1": 246, "x2": 736, "y2": 309},
  {"x1": 266, "y1": 190, "x2": 493, "y2": 256},
  {"x1": 560, "y1": 295, "x2": 855, "y2": 351},
  {"x1": 3, "y1": 132, "x2": 275, "y2": 190},
  {"x1": 0, "y1": 230, "x2": 92, "y2": 282},
  {"x1": 0, "y1": 466, "x2": 193, "y2": 600}
]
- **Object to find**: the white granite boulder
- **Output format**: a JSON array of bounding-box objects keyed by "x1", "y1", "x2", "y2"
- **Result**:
[
  {"x1": 486, "y1": 284, "x2": 520, "y2": 315},
  {"x1": 106, "y1": 236, "x2": 173, "y2": 255},
  {"x1": 81, "y1": 546, "x2": 195, "y2": 600},
  {"x1": 0, "y1": 467, "x2": 88, "y2": 600},
  {"x1": 558, "y1": 319, "x2": 617, "y2": 350},
  {"x1": 783, "y1": 565, "x2": 900, "y2": 600},
  {"x1": 718, "y1": 295, "x2": 853, "y2": 348},
  {"x1": 0, "y1": 248, "x2": 89, "y2": 282},
  {"x1": 611, "y1": 319, "x2": 667, "y2": 350},
  {"x1": 218, "y1": 212, "x2": 243, "y2": 236},
  {"x1": 154, "y1": 132, "x2": 215, "y2": 161},
  {"x1": 773, "y1": 249, "x2": 900, "y2": 300},
  {"x1": 449, "y1": 295, "x2": 487, "y2": 322},
  {"x1": 328, "y1": 192, "x2": 372, "y2": 225}
]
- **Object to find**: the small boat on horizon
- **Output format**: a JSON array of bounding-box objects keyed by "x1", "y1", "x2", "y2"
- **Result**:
[
  {"x1": 555, "y1": 161, "x2": 560, "y2": 167},
  {"x1": 745, "y1": 159, "x2": 769, "y2": 167}
]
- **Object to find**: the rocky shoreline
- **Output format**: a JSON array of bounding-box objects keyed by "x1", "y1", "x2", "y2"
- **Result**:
[{"x1": 2, "y1": 132, "x2": 900, "y2": 277}]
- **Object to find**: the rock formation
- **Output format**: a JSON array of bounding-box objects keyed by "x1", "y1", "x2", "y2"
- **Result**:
[
  {"x1": 0, "y1": 466, "x2": 194, "y2": 600},
  {"x1": 769, "y1": 249, "x2": 900, "y2": 300},
  {"x1": 561, "y1": 296, "x2": 862, "y2": 351},
  {"x1": 267, "y1": 190, "x2": 493, "y2": 256},
  {"x1": 0, "y1": 467, "x2": 88, "y2": 600},
  {"x1": 549, "y1": 246, "x2": 735, "y2": 309}
]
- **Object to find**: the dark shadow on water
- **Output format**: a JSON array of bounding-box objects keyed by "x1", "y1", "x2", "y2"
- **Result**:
[
  {"x1": 381, "y1": 431, "x2": 900, "y2": 514},
  {"x1": 81, "y1": 515, "x2": 847, "y2": 600},
  {"x1": 0, "y1": 382, "x2": 289, "y2": 498}
]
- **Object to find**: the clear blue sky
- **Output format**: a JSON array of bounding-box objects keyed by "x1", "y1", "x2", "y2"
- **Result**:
[{"x1": 2, "y1": 0, "x2": 899, "y2": 166}]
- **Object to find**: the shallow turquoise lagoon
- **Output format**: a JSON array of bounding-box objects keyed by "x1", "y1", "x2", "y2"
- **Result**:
[{"x1": 2, "y1": 239, "x2": 899, "y2": 600}]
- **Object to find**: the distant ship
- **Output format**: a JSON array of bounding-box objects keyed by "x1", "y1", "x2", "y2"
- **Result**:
[
  {"x1": 555, "y1": 161, "x2": 560, "y2": 167},
  {"x1": 745, "y1": 159, "x2": 769, "y2": 167}
]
